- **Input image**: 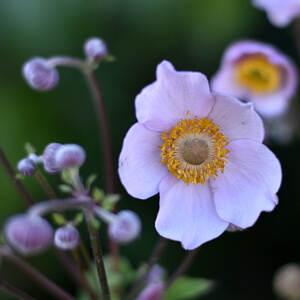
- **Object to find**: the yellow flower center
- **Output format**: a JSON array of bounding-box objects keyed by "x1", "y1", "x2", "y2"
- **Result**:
[
  {"x1": 159, "y1": 114, "x2": 230, "y2": 185},
  {"x1": 235, "y1": 54, "x2": 281, "y2": 94}
]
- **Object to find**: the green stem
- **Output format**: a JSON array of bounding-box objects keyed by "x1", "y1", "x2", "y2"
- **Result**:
[
  {"x1": 0, "y1": 279, "x2": 39, "y2": 300},
  {"x1": 0, "y1": 247, "x2": 76, "y2": 300},
  {"x1": 85, "y1": 209, "x2": 111, "y2": 300},
  {"x1": 34, "y1": 168, "x2": 57, "y2": 199},
  {"x1": 0, "y1": 146, "x2": 34, "y2": 206}
]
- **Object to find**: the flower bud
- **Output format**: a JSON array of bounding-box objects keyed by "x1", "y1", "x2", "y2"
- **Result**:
[
  {"x1": 56, "y1": 144, "x2": 86, "y2": 169},
  {"x1": 22, "y1": 58, "x2": 59, "y2": 91},
  {"x1": 273, "y1": 263, "x2": 300, "y2": 300},
  {"x1": 108, "y1": 210, "x2": 141, "y2": 244},
  {"x1": 135, "y1": 282, "x2": 164, "y2": 300},
  {"x1": 43, "y1": 143, "x2": 63, "y2": 174},
  {"x1": 84, "y1": 38, "x2": 108, "y2": 62},
  {"x1": 17, "y1": 158, "x2": 36, "y2": 176},
  {"x1": 54, "y1": 226, "x2": 80, "y2": 250},
  {"x1": 4, "y1": 214, "x2": 54, "y2": 256},
  {"x1": 147, "y1": 265, "x2": 165, "y2": 284}
]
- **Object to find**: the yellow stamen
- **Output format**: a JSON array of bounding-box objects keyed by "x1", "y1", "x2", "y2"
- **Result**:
[
  {"x1": 159, "y1": 116, "x2": 230, "y2": 185},
  {"x1": 235, "y1": 54, "x2": 281, "y2": 94}
]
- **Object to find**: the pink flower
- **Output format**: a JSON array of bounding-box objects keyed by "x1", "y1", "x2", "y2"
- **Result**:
[
  {"x1": 211, "y1": 40, "x2": 298, "y2": 118},
  {"x1": 252, "y1": 0, "x2": 300, "y2": 27},
  {"x1": 119, "y1": 61, "x2": 281, "y2": 250}
]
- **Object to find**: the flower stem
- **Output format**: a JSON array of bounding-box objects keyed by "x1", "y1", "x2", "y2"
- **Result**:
[
  {"x1": 166, "y1": 248, "x2": 199, "y2": 288},
  {"x1": 34, "y1": 168, "x2": 57, "y2": 199},
  {"x1": 0, "y1": 246, "x2": 76, "y2": 300},
  {"x1": 0, "y1": 146, "x2": 34, "y2": 206},
  {"x1": 122, "y1": 237, "x2": 168, "y2": 300},
  {"x1": 0, "y1": 279, "x2": 39, "y2": 300},
  {"x1": 85, "y1": 209, "x2": 111, "y2": 300}
]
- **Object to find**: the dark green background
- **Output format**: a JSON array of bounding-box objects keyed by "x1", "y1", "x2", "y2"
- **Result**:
[{"x1": 0, "y1": 0, "x2": 299, "y2": 299}]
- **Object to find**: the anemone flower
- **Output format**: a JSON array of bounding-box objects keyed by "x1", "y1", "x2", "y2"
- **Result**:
[
  {"x1": 211, "y1": 40, "x2": 298, "y2": 118},
  {"x1": 119, "y1": 61, "x2": 281, "y2": 250},
  {"x1": 252, "y1": 0, "x2": 300, "y2": 27}
]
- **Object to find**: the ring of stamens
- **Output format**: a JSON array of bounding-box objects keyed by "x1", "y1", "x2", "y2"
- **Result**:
[
  {"x1": 159, "y1": 115, "x2": 230, "y2": 185},
  {"x1": 235, "y1": 54, "x2": 282, "y2": 94}
]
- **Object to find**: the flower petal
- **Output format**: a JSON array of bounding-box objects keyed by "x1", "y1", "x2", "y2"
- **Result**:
[
  {"x1": 208, "y1": 92, "x2": 264, "y2": 142},
  {"x1": 136, "y1": 61, "x2": 215, "y2": 132},
  {"x1": 118, "y1": 123, "x2": 168, "y2": 199},
  {"x1": 155, "y1": 176, "x2": 229, "y2": 250},
  {"x1": 212, "y1": 139, "x2": 281, "y2": 228}
]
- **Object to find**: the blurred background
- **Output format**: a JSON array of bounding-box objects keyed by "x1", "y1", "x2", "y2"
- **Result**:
[{"x1": 1, "y1": 0, "x2": 300, "y2": 299}]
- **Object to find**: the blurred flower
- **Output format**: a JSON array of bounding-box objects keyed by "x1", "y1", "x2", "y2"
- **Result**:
[
  {"x1": 56, "y1": 144, "x2": 86, "y2": 169},
  {"x1": 54, "y1": 226, "x2": 80, "y2": 250},
  {"x1": 43, "y1": 143, "x2": 63, "y2": 174},
  {"x1": 135, "y1": 282, "x2": 165, "y2": 300},
  {"x1": 211, "y1": 40, "x2": 298, "y2": 118},
  {"x1": 273, "y1": 263, "x2": 300, "y2": 299},
  {"x1": 84, "y1": 37, "x2": 108, "y2": 62},
  {"x1": 108, "y1": 210, "x2": 141, "y2": 244},
  {"x1": 252, "y1": 0, "x2": 300, "y2": 27},
  {"x1": 22, "y1": 57, "x2": 59, "y2": 91},
  {"x1": 119, "y1": 61, "x2": 281, "y2": 250},
  {"x1": 4, "y1": 214, "x2": 53, "y2": 256},
  {"x1": 17, "y1": 158, "x2": 36, "y2": 176}
]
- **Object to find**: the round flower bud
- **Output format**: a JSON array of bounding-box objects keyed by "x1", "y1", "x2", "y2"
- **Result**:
[
  {"x1": 43, "y1": 143, "x2": 63, "y2": 174},
  {"x1": 55, "y1": 144, "x2": 86, "y2": 169},
  {"x1": 22, "y1": 58, "x2": 59, "y2": 91},
  {"x1": 84, "y1": 38, "x2": 108, "y2": 62},
  {"x1": 54, "y1": 226, "x2": 80, "y2": 250},
  {"x1": 4, "y1": 214, "x2": 54, "y2": 256},
  {"x1": 108, "y1": 210, "x2": 141, "y2": 244},
  {"x1": 273, "y1": 263, "x2": 300, "y2": 300},
  {"x1": 135, "y1": 282, "x2": 165, "y2": 300},
  {"x1": 17, "y1": 158, "x2": 36, "y2": 176}
]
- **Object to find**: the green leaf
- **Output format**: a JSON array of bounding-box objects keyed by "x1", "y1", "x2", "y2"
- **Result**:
[
  {"x1": 85, "y1": 173, "x2": 98, "y2": 190},
  {"x1": 24, "y1": 142, "x2": 36, "y2": 155},
  {"x1": 102, "y1": 194, "x2": 120, "y2": 211},
  {"x1": 52, "y1": 213, "x2": 66, "y2": 225},
  {"x1": 92, "y1": 187, "x2": 105, "y2": 201},
  {"x1": 74, "y1": 212, "x2": 84, "y2": 224},
  {"x1": 61, "y1": 169, "x2": 72, "y2": 185},
  {"x1": 90, "y1": 218, "x2": 101, "y2": 230},
  {"x1": 58, "y1": 184, "x2": 73, "y2": 194},
  {"x1": 15, "y1": 173, "x2": 25, "y2": 180},
  {"x1": 162, "y1": 276, "x2": 214, "y2": 300}
]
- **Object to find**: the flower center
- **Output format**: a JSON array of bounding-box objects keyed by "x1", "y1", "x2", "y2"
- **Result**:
[
  {"x1": 159, "y1": 115, "x2": 229, "y2": 185},
  {"x1": 235, "y1": 54, "x2": 281, "y2": 94}
]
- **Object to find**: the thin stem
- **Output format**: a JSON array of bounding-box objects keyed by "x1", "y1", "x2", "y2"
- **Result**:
[
  {"x1": 122, "y1": 237, "x2": 168, "y2": 300},
  {"x1": 0, "y1": 247, "x2": 76, "y2": 300},
  {"x1": 0, "y1": 279, "x2": 39, "y2": 300},
  {"x1": 85, "y1": 209, "x2": 110, "y2": 300},
  {"x1": 166, "y1": 248, "x2": 199, "y2": 288},
  {"x1": 34, "y1": 168, "x2": 57, "y2": 199},
  {"x1": 47, "y1": 57, "x2": 90, "y2": 71},
  {"x1": 0, "y1": 146, "x2": 34, "y2": 206},
  {"x1": 84, "y1": 71, "x2": 115, "y2": 194}
]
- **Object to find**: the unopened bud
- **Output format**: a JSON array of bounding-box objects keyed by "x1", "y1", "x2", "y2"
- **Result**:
[
  {"x1": 273, "y1": 263, "x2": 300, "y2": 300},
  {"x1": 22, "y1": 58, "x2": 59, "y2": 91},
  {"x1": 147, "y1": 265, "x2": 165, "y2": 284},
  {"x1": 135, "y1": 282, "x2": 165, "y2": 300},
  {"x1": 43, "y1": 143, "x2": 63, "y2": 174},
  {"x1": 56, "y1": 144, "x2": 86, "y2": 169},
  {"x1": 4, "y1": 214, "x2": 53, "y2": 256},
  {"x1": 108, "y1": 210, "x2": 141, "y2": 244},
  {"x1": 17, "y1": 158, "x2": 35, "y2": 176},
  {"x1": 84, "y1": 38, "x2": 108, "y2": 62},
  {"x1": 54, "y1": 226, "x2": 80, "y2": 250}
]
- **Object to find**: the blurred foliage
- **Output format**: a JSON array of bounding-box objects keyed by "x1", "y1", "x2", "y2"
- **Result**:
[{"x1": 0, "y1": 0, "x2": 300, "y2": 299}]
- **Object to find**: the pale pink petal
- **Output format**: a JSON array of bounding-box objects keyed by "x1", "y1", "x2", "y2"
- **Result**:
[
  {"x1": 118, "y1": 123, "x2": 168, "y2": 199},
  {"x1": 250, "y1": 92, "x2": 289, "y2": 118},
  {"x1": 209, "y1": 92, "x2": 264, "y2": 142},
  {"x1": 136, "y1": 61, "x2": 215, "y2": 132},
  {"x1": 155, "y1": 176, "x2": 229, "y2": 250},
  {"x1": 212, "y1": 139, "x2": 281, "y2": 228}
]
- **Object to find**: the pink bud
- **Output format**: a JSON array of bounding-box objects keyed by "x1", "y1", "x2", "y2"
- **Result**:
[
  {"x1": 56, "y1": 144, "x2": 86, "y2": 169},
  {"x1": 4, "y1": 214, "x2": 53, "y2": 256},
  {"x1": 43, "y1": 143, "x2": 63, "y2": 174},
  {"x1": 54, "y1": 226, "x2": 80, "y2": 250},
  {"x1": 22, "y1": 58, "x2": 59, "y2": 91},
  {"x1": 84, "y1": 38, "x2": 108, "y2": 62},
  {"x1": 17, "y1": 158, "x2": 35, "y2": 176}
]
